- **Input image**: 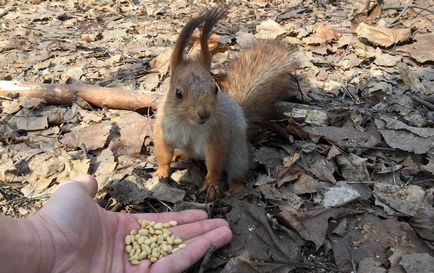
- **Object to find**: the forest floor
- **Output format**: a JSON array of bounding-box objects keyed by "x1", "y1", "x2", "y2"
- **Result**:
[{"x1": 0, "y1": 0, "x2": 433, "y2": 272}]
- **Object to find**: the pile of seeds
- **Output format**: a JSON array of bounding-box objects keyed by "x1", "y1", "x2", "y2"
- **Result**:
[{"x1": 124, "y1": 219, "x2": 186, "y2": 265}]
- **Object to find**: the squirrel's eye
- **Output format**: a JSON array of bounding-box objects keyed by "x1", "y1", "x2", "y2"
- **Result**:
[{"x1": 175, "y1": 89, "x2": 183, "y2": 99}]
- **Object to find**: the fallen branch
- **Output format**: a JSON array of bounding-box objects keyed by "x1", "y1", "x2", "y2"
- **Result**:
[{"x1": 0, "y1": 81, "x2": 163, "y2": 110}]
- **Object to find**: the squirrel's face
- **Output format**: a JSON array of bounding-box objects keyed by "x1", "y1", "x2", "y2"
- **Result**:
[{"x1": 170, "y1": 62, "x2": 218, "y2": 125}]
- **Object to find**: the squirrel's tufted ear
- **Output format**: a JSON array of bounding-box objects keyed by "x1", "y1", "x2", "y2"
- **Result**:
[
  {"x1": 198, "y1": 6, "x2": 228, "y2": 68},
  {"x1": 170, "y1": 12, "x2": 206, "y2": 79}
]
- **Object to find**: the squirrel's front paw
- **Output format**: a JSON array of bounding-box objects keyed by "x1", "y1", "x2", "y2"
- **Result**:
[
  {"x1": 154, "y1": 167, "x2": 170, "y2": 180},
  {"x1": 200, "y1": 178, "x2": 220, "y2": 200}
]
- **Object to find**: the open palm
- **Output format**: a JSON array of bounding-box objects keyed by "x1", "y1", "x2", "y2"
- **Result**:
[{"x1": 31, "y1": 175, "x2": 232, "y2": 273}]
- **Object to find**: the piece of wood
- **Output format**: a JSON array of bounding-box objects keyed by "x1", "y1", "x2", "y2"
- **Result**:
[{"x1": 0, "y1": 81, "x2": 163, "y2": 110}]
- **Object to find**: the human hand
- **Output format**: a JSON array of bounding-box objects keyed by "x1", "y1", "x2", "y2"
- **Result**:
[{"x1": 28, "y1": 175, "x2": 232, "y2": 273}]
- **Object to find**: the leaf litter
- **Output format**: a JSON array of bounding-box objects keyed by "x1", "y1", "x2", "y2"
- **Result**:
[{"x1": 1, "y1": 0, "x2": 434, "y2": 272}]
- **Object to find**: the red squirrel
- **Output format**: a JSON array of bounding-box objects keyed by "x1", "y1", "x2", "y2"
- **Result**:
[{"x1": 153, "y1": 6, "x2": 296, "y2": 198}]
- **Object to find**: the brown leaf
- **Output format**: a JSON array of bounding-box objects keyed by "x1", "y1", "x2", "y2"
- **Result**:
[
  {"x1": 222, "y1": 200, "x2": 301, "y2": 272},
  {"x1": 353, "y1": 23, "x2": 411, "y2": 47},
  {"x1": 379, "y1": 129, "x2": 434, "y2": 154},
  {"x1": 112, "y1": 112, "x2": 153, "y2": 156},
  {"x1": 410, "y1": 188, "x2": 434, "y2": 248},
  {"x1": 373, "y1": 183, "x2": 425, "y2": 217},
  {"x1": 11, "y1": 109, "x2": 48, "y2": 131},
  {"x1": 304, "y1": 125, "x2": 382, "y2": 148},
  {"x1": 357, "y1": 257, "x2": 386, "y2": 273},
  {"x1": 399, "y1": 33, "x2": 434, "y2": 63},
  {"x1": 336, "y1": 154, "x2": 371, "y2": 182},
  {"x1": 303, "y1": 153, "x2": 336, "y2": 183},
  {"x1": 276, "y1": 207, "x2": 351, "y2": 249},
  {"x1": 94, "y1": 148, "x2": 117, "y2": 188},
  {"x1": 253, "y1": 147, "x2": 282, "y2": 170},
  {"x1": 255, "y1": 19, "x2": 287, "y2": 39},
  {"x1": 149, "y1": 49, "x2": 172, "y2": 74},
  {"x1": 62, "y1": 121, "x2": 112, "y2": 151},
  {"x1": 292, "y1": 174, "x2": 319, "y2": 194},
  {"x1": 188, "y1": 31, "x2": 229, "y2": 60},
  {"x1": 400, "y1": 253, "x2": 434, "y2": 273},
  {"x1": 303, "y1": 23, "x2": 341, "y2": 45},
  {"x1": 331, "y1": 213, "x2": 431, "y2": 270}
]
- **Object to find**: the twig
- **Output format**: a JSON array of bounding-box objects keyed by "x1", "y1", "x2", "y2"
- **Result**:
[
  {"x1": 387, "y1": 4, "x2": 410, "y2": 27},
  {"x1": 383, "y1": 5, "x2": 434, "y2": 16},
  {"x1": 411, "y1": 94, "x2": 434, "y2": 111}
]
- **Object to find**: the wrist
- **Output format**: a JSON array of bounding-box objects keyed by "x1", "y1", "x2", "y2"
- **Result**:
[{"x1": 0, "y1": 215, "x2": 55, "y2": 273}]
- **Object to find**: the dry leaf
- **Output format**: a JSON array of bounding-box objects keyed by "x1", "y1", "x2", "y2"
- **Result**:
[
  {"x1": 399, "y1": 33, "x2": 434, "y2": 63},
  {"x1": 292, "y1": 174, "x2": 319, "y2": 194},
  {"x1": 373, "y1": 183, "x2": 425, "y2": 217},
  {"x1": 255, "y1": 19, "x2": 286, "y2": 39},
  {"x1": 62, "y1": 121, "x2": 112, "y2": 151},
  {"x1": 379, "y1": 129, "x2": 434, "y2": 154},
  {"x1": 357, "y1": 257, "x2": 386, "y2": 273},
  {"x1": 112, "y1": 112, "x2": 153, "y2": 155},
  {"x1": 353, "y1": 23, "x2": 411, "y2": 47},
  {"x1": 303, "y1": 23, "x2": 341, "y2": 45},
  {"x1": 400, "y1": 253, "x2": 434, "y2": 273},
  {"x1": 323, "y1": 184, "x2": 361, "y2": 207}
]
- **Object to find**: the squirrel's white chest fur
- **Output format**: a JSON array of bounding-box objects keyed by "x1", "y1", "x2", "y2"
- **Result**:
[{"x1": 162, "y1": 113, "x2": 215, "y2": 158}]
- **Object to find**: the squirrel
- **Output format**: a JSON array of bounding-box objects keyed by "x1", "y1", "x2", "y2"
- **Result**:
[{"x1": 153, "y1": 6, "x2": 297, "y2": 198}]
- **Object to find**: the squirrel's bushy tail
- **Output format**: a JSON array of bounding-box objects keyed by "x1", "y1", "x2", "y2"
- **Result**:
[{"x1": 226, "y1": 41, "x2": 297, "y2": 127}]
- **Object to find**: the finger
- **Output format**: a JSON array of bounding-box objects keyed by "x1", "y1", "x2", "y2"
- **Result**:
[
  {"x1": 68, "y1": 174, "x2": 98, "y2": 197},
  {"x1": 130, "y1": 210, "x2": 208, "y2": 225},
  {"x1": 149, "y1": 226, "x2": 232, "y2": 273},
  {"x1": 170, "y1": 218, "x2": 229, "y2": 241},
  {"x1": 125, "y1": 258, "x2": 151, "y2": 273}
]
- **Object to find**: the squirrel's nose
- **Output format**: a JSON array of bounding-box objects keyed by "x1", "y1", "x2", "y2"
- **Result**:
[{"x1": 197, "y1": 111, "x2": 210, "y2": 123}]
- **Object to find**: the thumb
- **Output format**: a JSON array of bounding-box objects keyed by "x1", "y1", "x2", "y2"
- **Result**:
[{"x1": 64, "y1": 174, "x2": 98, "y2": 198}]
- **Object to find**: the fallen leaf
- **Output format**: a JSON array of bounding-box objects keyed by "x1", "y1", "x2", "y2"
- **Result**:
[
  {"x1": 373, "y1": 183, "x2": 425, "y2": 217},
  {"x1": 358, "y1": 257, "x2": 386, "y2": 273},
  {"x1": 255, "y1": 19, "x2": 286, "y2": 39},
  {"x1": 145, "y1": 177, "x2": 185, "y2": 203},
  {"x1": 221, "y1": 199, "x2": 301, "y2": 272},
  {"x1": 149, "y1": 49, "x2": 172, "y2": 74},
  {"x1": 276, "y1": 207, "x2": 352, "y2": 249},
  {"x1": 398, "y1": 63, "x2": 428, "y2": 94},
  {"x1": 253, "y1": 147, "x2": 282, "y2": 170},
  {"x1": 374, "y1": 50, "x2": 401, "y2": 67},
  {"x1": 399, "y1": 33, "x2": 434, "y2": 63},
  {"x1": 353, "y1": 23, "x2": 411, "y2": 47},
  {"x1": 303, "y1": 153, "x2": 336, "y2": 183},
  {"x1": 410, "y1": 188, "x2": 434, "y2": 249},
  {"x1": 1, "y1": 99, "x2": 21, "y2": 114},
  {"x1": 336, "y1": 154, "x2": 371, "y2": 182},
  {"x1": 106, "y1": 175, "x2": 151, "y2": 205},
  {"x1": 94, "y1": 148, "x2": 117, "y2": 188},
  {"x1": 379, "y1": 129, "x2": 434, "y2": 154},
  {"x1": 112, "y1": 111, "x2": 153, "y2": 156},
  {"x1": 381, "y1": 116, "x2": 434, "y2": 138},
  {"x1": 0, "y1": 159, "x2": 16, "y2": 182},
  {"x1": 235, "y1": 31, "x2": 258, "y2": 48},
  {"x1": 303, "y1": 23, "x2": 341, "y2": 45},
  {"x1": 323, "y1": 183, "x2": 361, "y2": 207},
  {"x1": 292, "y1": 174, "x2": 319, "y2": 194},
  {"x1": 62, "y1": 121, "x2": 112, "y2": 150},
  {"x1": 400, "y1": 253, "x2": 434, "y2": 273}
]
